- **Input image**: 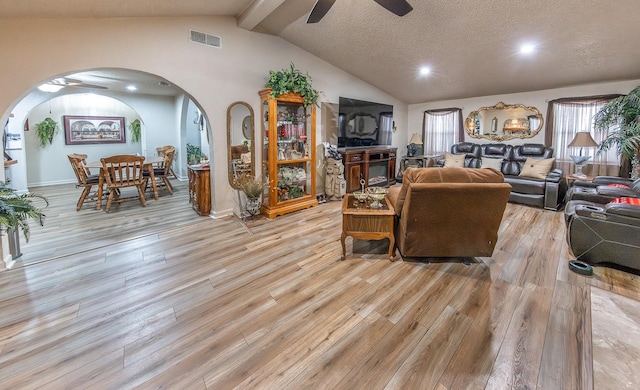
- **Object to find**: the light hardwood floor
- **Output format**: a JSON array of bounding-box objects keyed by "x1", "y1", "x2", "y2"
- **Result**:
[{"x1": 1, "y1": 180, "x2": 639, "y2": 389}]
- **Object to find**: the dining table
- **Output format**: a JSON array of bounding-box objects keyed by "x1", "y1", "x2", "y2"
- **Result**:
[{"x1": 85, "y1": 155, "x2": 164, "y2": 210}]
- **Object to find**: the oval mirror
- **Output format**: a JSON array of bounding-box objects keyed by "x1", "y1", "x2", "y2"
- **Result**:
[
  {"x1": 464, "y1": 102, "x2": 544, "y2": 141},
  {"x1": 227, "y1": 101, "x2": 255, "y2": 189}
]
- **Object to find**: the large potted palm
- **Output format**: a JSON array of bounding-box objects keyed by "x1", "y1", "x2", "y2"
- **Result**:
[
  {"x1": 0, "y1": 182, "x2": 47, "y2": 258},
  {"x1": 594, "y1": 85, "x2": 640, "y2": 178}
]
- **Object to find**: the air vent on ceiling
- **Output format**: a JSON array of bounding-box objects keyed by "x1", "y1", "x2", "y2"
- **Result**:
[{"x1": 189, "y1": 29, "x2": 222, "y2": 48}]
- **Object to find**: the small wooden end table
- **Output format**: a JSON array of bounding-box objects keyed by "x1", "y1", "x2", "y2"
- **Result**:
[{"x1": 341, "y1": 194, "x2": 396, "y2": 261}]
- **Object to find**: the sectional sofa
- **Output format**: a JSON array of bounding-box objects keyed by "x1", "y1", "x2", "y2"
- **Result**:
[{"x1": 437, "y1": 142, "x2": 567, "y2": 210}]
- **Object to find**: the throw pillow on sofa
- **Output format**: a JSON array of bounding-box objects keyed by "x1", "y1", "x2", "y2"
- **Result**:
[
  {"x1": 519, "y1": 157, "x2": 554, "y2": 180},
  {"x1": 481, "y1": 157, "x2": 503, "y2": 170},
  {"x1": 444, "y1": 152, "x2": 465, "y2": 167}
]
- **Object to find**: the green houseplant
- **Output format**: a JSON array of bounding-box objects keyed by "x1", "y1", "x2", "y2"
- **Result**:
[
  {"x1": 35, "y1": 117, "x2": 59, "y2": 147},
  {"x1": 129, "y1": 119, "x2": 142, "y2": 143},
  {"x1": 594, "y1": 85, "x2": 640, "y2": 178},
  {"x1": 0, "y1": 182, "x2": 47, "y2": 242},
  {"x1": 264, "y1": 62, "x2": 320, "y2": 107},
  {"x1": 186, "y1": 143, "x2": 202, "y2": 165}
]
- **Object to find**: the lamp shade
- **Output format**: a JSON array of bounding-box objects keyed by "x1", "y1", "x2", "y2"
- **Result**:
[
  {"x1": 568, "y1": 132, "x2": 598, "y2": 148},
  {"x1": 408, "y1": 133, "x2": 423, "y2": 145}
]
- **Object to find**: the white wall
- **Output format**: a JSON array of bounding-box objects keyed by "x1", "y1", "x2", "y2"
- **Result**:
[
  {"x1": 0, "y1": 16, "x2": 405, "y2": 219},
  {"x1": 409, "y1": 79, "x2": 640, "y2": 149}
]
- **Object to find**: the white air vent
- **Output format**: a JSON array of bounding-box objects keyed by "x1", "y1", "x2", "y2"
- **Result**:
[{"x1": 189, "y1": 29, "x2": 222, "y2": 48}]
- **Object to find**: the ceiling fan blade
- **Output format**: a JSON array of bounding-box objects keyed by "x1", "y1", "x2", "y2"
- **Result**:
[
  {"x1": 48, "y1": 78, "x2": 107, "y2": 90},
  {"x1": 307, "y1": 0, "x2": 337, "y2": 23},
  {"x1": 66, "y1": 83, "x2": 108, "y2": 90},
  {"x1": 373, "y1": 0, "x2": 413, "y2": 16}
]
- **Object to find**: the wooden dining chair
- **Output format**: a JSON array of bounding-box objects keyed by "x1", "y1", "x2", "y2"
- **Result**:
[
  {"x1": 100, "y1": 154, "x2": 148, "y2": 212},
  {"x1": 156, "y1": 145, "x2": 177, "y2": 179},
  {"x1": 67, "y1": 153, "x2": 101, "y2": 211},
  {"x1": 147, "y1": 146, "x2": 175, "y2": 194}
]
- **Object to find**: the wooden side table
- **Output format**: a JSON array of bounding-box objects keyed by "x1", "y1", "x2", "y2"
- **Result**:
[
  {"x1": 341, "y1": 194, "x2": 396, "y2": 261},
  {"x1": 565, "y1": 174, "x2": 595, "y2": 187}
]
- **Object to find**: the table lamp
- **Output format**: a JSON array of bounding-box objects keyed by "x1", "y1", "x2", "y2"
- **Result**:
[
  {"x1": 407, "y1": 133, "x2": 423, "y2": 156},
  {"x1": 568, "y1": 132, "x2": 598, "y2": 178}
]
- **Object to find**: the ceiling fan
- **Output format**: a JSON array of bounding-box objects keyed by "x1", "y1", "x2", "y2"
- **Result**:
[
  {"x1": 38, "y1": 77, "x2": 108, "y2": 92},
  {"x1": 307, "y1": 0, "x2": 413, "y2": 23}
]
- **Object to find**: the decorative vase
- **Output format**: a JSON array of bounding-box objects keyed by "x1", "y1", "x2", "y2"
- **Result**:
[{"x1": 246, "y1": 198, "x2": 261, "y2": 215}]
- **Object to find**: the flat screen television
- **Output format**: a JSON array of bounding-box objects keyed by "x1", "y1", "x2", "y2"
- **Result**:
[{"x1": 338, "y1": 97, "x2": 393, "y2": 148}]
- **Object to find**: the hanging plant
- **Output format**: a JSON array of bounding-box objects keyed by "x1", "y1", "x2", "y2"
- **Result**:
[
  {"x1": 35, "y1": 117, "x2": 59, "y2": 147},
  {"x1": 264, "y1": 62, "x2": 320, "y2": 107},
  {"x1": 129, "y1": 119, "x2": 142, "y2": 143}
]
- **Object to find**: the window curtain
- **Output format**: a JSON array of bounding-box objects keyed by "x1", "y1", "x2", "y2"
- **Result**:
[
  {"x1": 545, "y1": 95, "x2": 622, "y2": 176},
  {"x1": 422, "y1": 108, "x2": 463, "y2": 156}
]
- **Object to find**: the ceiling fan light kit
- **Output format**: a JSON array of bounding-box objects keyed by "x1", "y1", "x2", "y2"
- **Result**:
[{"x1": 307, "y1": 0, "x2": 412, "y2": 23}]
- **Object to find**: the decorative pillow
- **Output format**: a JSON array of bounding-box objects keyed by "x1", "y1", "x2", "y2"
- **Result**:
[
  {"x1": 607, "y1": 183, "x2": 630, "y2": 189},
  {"x1": 481, "y1": 157, "x2": 503, "y2": 171},
  {"x1": 444, "y1": 152, "x2": 465, "y2": 168},
  {"x1": 518, "y1": 157, "x2": 554, "y2": 179},
  {"x1": 610, "y1": 197, "x2": 640, "y2": 205}
]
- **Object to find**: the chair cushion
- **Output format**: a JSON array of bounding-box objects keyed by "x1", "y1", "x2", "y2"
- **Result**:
[
  {"x1": 518, "y1": 157, "x2": 554, "y2": 179},
  {"x1": 481, "y1": 157, "x2": 503, "y2": 170},
  {"x1": 444, "y1": 152, "x2": 465, "y2": 168}
]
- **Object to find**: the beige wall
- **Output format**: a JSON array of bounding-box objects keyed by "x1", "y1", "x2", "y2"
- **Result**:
[
  {"x1": 0, "y1": 16, "x2": 407, "y2": 216},
  {"x1": 409, "y1": 79, "x2": 640, "y2": 150}
]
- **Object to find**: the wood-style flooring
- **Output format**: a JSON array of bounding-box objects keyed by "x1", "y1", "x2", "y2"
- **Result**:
[{"x1": 1, "y1": 180, "x2": 639, "y2": 389}]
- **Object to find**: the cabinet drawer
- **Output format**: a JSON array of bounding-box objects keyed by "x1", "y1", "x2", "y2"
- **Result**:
[{"x1": 347, "y1": 153, "x2": 364, "y2": 162}]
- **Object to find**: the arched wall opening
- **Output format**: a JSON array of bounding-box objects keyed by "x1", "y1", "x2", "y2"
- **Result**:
[{"x1": 3, "y1": 68, "x2": 213, "y2": 200}]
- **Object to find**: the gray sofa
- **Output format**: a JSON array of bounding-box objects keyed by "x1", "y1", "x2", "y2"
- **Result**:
[{"x1": 437, "y1": 142, "x2": 567, "y2": 210}]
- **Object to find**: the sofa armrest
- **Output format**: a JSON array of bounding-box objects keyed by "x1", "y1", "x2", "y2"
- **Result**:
[
  {"x1": 545, "y1": 168, "x2": 563, "y2": 183},
  {"x1": 543, "y1": 168, "x2": 566, "y2": 210},
  {"x1": 596, "y1": 185, "x2": 639, "y2": 198},
  {"x1": 606, "y1": 203, "x2": 640, "y2": 220},
  {"x1": 387, "y1": 186, "x2": 401, "y2": 216},
  {"x1": 593, "y1": 176, "x2": 634, "y2": 185}
]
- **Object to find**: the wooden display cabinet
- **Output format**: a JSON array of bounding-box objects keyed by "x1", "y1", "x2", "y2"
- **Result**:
[
  {"x1": 259, "y1": 89, "x2": 318, "y2": 218},
  {"x1": 187, "y1": 166, "x2": 211, "y2": 216}
]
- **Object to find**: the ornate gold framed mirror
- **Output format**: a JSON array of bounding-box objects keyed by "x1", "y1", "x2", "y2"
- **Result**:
[
  {"x1": 227, "y1": 101, "x2": 255, "y2": 189},
  {"x1": 465, "y1": 102, "x2": 544, "y2": 141}
]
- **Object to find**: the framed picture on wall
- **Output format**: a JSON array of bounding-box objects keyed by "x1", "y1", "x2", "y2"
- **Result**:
[{"x1": 63, "y1": 115, "x2": 126, "y2": 145}]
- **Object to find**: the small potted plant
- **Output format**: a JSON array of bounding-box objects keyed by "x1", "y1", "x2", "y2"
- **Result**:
[
  {"x1": 35, "y1": 117, "x2": 59, "y2": 147},
  {"x1": 238, "y1": 176, "x2": 267, "y2": 215},
  {"x1": 186, "y1": 143, "x2": 202, "y2": 165},
  {"x1": 264, "y1": 62, "x2": 320, "y2": 107}
]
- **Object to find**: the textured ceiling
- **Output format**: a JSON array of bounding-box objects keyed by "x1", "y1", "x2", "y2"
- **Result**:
[{"x1": 3, "y1": 0, "x2": 640, "y2": 103}]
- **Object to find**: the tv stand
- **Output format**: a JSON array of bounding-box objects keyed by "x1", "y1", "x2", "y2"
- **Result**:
[{"x1": 338, "y1": 146, "x2": 397, "y2": 192}]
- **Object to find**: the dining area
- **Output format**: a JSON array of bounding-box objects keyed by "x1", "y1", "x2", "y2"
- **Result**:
[{"x1": 67, "y1": 145, "x2": 175, "y2": 212}]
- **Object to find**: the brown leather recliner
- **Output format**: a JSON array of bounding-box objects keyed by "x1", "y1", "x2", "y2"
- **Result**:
[{"x1": 387, "y1": 167, "x2": 512, "y2": 258}]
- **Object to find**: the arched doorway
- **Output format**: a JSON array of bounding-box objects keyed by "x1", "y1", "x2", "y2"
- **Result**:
[{"x1": 1, "y1": 68, "x2": 214, "y2": 269}]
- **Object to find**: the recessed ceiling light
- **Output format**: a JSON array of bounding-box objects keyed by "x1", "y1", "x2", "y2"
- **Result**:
[
  {"x1": 419, "y1": 66, "x2": 431, "y2": 76},
  {"x1": 126, "y1": 85, "x2": 138, "y2": 91},
  {"x1": 519, "y1": 43, "x2": 536, "y2": 55}
]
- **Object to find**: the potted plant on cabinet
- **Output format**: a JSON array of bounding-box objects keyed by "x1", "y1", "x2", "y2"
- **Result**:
[
  {"x1": 264, "y1": 62, "x2": 320, "y2": 107},
  {"x1": 35, "y1": 117, "x2": 59, "y2": 147},
  {"x1": 0, "y1": 182, "x2": 47, "y2": 259},
  {"x1": 594, "y1": 85, "x2": 640, "y2": 178}
]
